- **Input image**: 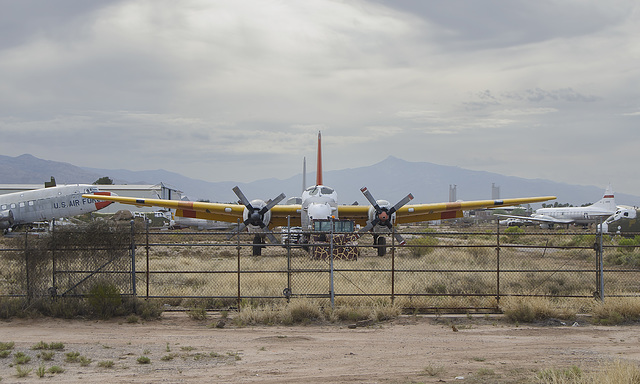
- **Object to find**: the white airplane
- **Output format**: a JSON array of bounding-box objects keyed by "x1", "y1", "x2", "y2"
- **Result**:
[
  {"x1": 0, "y1": 180, "x2": 115, "y2": 234},
  {"x1": 598, "y1": 205, "x2": 640, "y2": 234},
  {"x1": 497, "y1": 185, "x2": 616, "y2": 229},
  {"x1": 83, "y1": 132, "x2": 555, "y2": 255},
  {"x1": 498, "y1": 217, "x2": 534, "y2": 227}
]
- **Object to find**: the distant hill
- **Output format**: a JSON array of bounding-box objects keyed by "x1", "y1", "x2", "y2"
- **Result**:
[{"x1": 1, "y1": 154, "x2": 639, "y2": 207}]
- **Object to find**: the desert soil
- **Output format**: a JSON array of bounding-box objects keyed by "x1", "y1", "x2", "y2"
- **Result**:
[{"x1": 1, "y1": 313, "x2": 639, "y2": 383}]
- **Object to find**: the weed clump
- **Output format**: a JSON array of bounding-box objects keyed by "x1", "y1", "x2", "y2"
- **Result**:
[
  {"x1": 501, "y1": 297, "x2": 576, "y2": 323},
  {"x1": 591, "y1": 297, "x2": 640, "y2": 325}
]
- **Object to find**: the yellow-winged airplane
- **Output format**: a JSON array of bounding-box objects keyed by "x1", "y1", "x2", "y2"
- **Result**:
[{"x1": 84, "y1": 132, "x2": 555, "y2": 255}]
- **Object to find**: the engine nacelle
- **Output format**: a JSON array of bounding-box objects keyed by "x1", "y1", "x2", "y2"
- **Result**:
[
  {"x1": 0, "y1": 210, "x2": 14, "y2": 230},
  {"x1": 242, "y1": 199, "x2": 271, "y2": 231},
  {"x1": 367, "y1": 200, "x2": 396, "y2": 232}
]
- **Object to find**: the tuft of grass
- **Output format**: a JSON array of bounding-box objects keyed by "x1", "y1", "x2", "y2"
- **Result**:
[
  {"x1": 161, "y1": 353, "x2": 178, "y2": 361},
  {"x1": 501, "y1": 297, "x2": 576, "y2": 323},
  {"x1": 536, "y1": 365, "x2": 582, "y2": 382},
  {"x1": 0, "y1": 341, "x2": 15, "y2": 351},
  {"x1": 36, "y1": 364, "x2": 46, "y2": 378},
  {"x1": 126, "y1": 314, "x2": 140, "y2": 324},
  {"x1": 590, "y1": 297, "x2": 640, "y2": 325},
  {"x1": 38, "y1": 351, "x2": 55, "y2": 361},
  {"x1": 15, "y1": 365, "x2": 32, "y2": 378},
  {"x1": 405, "y1": 236, "x2": 438, "y2": 257},
  {"x1": 79, "y1": 356, "x2": 92, "y2": 366},
  {"x1": 47, "y1": 365, "x2": 64, "y2": 374},
  {"x1": 476, "y1": 367, "x2": 495, "y2": 376},
  {"x1": 0, "y1": 350, "x2": 11, "y2": 358},
  {"x1": 187, "y1": 307, "x2": 207, "y2": 320},
  {"x1": 65, "y1": 351, "x2": 80, "y2": 363},
  {"x1": 31, "y1": 341, "x2": 49, "y2": 350},
  {"x1": 589, "y1": 360, "x2": 640, "y2": 383},
  {"x1": 13, "y1": 351, "x2": 31, "y2": 365},
  {"x1": 48, "y1": 342, "x2": 65, "y2": 350},
  {"x1": 137, "y1": 356, "x2": 151, "y2": 364},
  {"x1": 97, "y1": 360, "x2": 114, "y2": 368},
  {"x1": 421, "y1": 364, "x2": 445, "y2": 377}
]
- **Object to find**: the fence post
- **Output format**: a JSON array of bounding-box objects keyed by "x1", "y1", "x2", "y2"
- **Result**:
[
  {"x1": 25, "y1": 230, "x2": 30, "y2": 303},
  {"x1": 51, "y1": 219, "x2": 56, "y2": 294},
  {"x1": 236, "y1": 219, "x2": 241, "y2": 309},
  {"x1": 286, "y1": 216, "x2": 291, "y2": 303},
  {"x1": 495, "y1": 220, "x2": 501, "y2": 307},
  {"x1": 130, "y1": 220, "x2": 136, "y2": 297},
  {"x1": 145, "y1": 219, "x2": 150, "y2": 299},
  {"x1": 329, "y1": 217, "x2": 335, "y2": 309},
  {"x1": 391, "y1": 225, "x2": 395, "y2": 305},
  {"x1": 596, "y1": 218, "x2": 605, "y2": 301}
]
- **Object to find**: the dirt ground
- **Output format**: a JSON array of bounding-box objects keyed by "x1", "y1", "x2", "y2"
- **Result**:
[{"x1": 1, "y1": 313, "x2": 639, "y2": 383}]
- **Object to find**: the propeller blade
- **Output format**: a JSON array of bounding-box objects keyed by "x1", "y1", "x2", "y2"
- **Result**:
[
  {"x1": 227, "y1": 222, "x2": 248, "y2": 240},
  {"x1": 232, "y1": 186, "x2": 252, "y2": 208},
  {"x1": 259, "y1": 193, "x2": 286, "y2": 215},
  {"x1": 360, "y1": 187, "x2": 381, "y2": 210},
  {"x1": 359, "y1": 221, "x2": 376, "y2": 233},
  {"x1": 264, "y1": 231, "x2": 279, "y2": 245},
  {"x1": 389, "y1": 193, "x2": 414, "y2": 215},
  {"x1": 393, "y1": 232, "x2": 406, "y2": 246}
]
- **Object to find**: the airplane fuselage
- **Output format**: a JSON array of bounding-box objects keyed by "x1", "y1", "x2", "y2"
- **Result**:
[
  {"x1": 301, "y1": 184, "x2": 338, "y2": 230},
  {"x1": 534, "y1": 206, "x2": 616, "y2": 225},
  {"x1": 0, "y1": 185, "x2": 113, "y2": 231}
]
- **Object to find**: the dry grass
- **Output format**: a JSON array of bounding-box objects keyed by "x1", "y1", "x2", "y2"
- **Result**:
[
  {"x1": 536, "y1": 360, "x2": 640, "y2": 384},
  {"x1": 231, "y1": 299, "x2": 401, "y2": 326},
  {"x1": 590, "y1": 297, "x2": 640, "y2": 325}
]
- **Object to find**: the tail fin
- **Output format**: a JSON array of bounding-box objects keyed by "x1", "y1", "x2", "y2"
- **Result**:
[
  {"x1": 591, "y1": 184, "x2": 616, "y2": 211},
  {"x1": 302, "y1": 157, "x2": 307, "y2": 193},
  {"x1": 316, "y1": 131, "x2": 323, "y2": 186}
]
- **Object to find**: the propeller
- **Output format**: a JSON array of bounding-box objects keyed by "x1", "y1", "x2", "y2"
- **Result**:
[
  {"x1": 358, "y1": 187, "x2": 413, "y2": 245},
  {"x1": 227, "y1": 186, "x2": 286, "y2": 244}
]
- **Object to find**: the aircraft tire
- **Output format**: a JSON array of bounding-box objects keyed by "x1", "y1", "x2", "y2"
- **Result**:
[
  {"x1": 253, "y1": 235, "x2": 264, "y2": 256},
  {"x1": 377, "y1": 236, "x2": 387, "y2": 257}
]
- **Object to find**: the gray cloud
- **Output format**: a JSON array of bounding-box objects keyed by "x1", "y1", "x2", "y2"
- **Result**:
[{"x1": 1, "y1": 0, "x2": 639, "y2": 193}]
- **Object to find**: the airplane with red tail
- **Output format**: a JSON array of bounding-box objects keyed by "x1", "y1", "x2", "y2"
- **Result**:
[{"x1": 83, "y1": 132, "x2": 555, "y2": 255}]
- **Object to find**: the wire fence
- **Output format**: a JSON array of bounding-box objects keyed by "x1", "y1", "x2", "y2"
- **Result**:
[{"x1": 1, "y1": 220, "x2": 639, "y2": 312}]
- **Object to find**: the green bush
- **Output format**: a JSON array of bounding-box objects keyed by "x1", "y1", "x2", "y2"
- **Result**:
[
  {"x1": 405, "y1": 236, "x2": 438, "y2": 257},
  {"x1": 87, "y1": 282, "x2": 122, "y2": 319}
]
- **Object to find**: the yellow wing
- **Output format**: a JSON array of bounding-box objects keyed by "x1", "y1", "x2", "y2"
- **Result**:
[
  {"x1": 338, "y1": 196, "x2": 556, "y2": 225},
  {"x1": 82, "y1": 194, "x2": 302, "y2": 227},
  {"x1": 84, "y1": 194, "x2": 554, "y2": 227}
]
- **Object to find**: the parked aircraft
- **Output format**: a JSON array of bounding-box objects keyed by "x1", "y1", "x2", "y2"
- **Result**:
[
  {"x1": 0, "y1": 179, "x2": 114, "y2": 234},
  {"x1": 498, "y1": 217, "x2": 534, "y2": 227},
  {"x1": 599, "y1": 206, "x2": 640, "y2": 234},
  {"x1": 83, "y1": 132, "x2": 555, "y2": 255},
  {"x1": 497, "y1": 185, "x2": 616, "y2": 229}
]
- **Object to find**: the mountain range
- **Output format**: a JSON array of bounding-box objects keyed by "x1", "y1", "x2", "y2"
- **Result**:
[{"x1": 1, "y1": 154, "x2": 638, "y2": 207}]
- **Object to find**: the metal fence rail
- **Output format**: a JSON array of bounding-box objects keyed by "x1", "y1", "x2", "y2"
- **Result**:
[{"x1": 1, "y1": 221, "x2": 639, "y2": 311}]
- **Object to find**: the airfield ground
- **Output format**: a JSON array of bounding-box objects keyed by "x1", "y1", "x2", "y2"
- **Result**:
[{"x1": 1, "y1": 313, "x2": 639, "y2": 383}]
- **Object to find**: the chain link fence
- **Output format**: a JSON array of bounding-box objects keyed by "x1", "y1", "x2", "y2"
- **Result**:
[{"x1": 2, "y1": 221, "x2": 640, "y2": 312}]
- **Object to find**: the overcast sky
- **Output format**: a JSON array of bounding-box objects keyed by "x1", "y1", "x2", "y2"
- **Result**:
[{"x1": 1, "y1": 0, "x2": 639, "y2": 196}]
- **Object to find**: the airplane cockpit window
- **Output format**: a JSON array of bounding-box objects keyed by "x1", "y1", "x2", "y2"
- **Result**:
[
  {"x1": 307, "y1": 186, "x2": 319, "y2": 196},
  {"x1": 321, "y1": 187, "x2": 334, "y2": 195}
]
